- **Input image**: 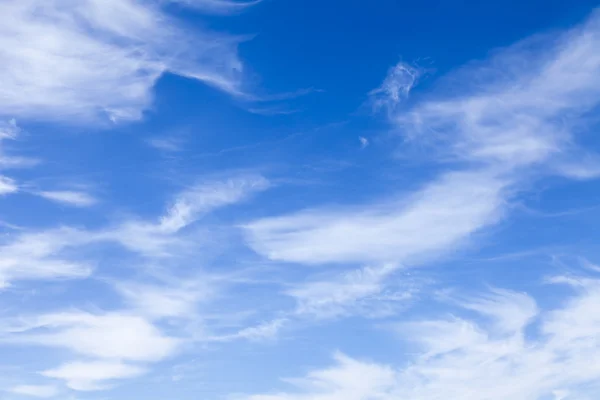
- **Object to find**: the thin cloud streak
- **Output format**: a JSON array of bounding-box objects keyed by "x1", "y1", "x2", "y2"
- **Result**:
[
  {"x1": 9, "y1": 385, "x2": 59, "y2": 398},
  {"x1": 35, "y1": 190, "x2": 98, "y2": 207},
  {"x1": 169, "y1": 0, "x2": 261, "y2": 15}
]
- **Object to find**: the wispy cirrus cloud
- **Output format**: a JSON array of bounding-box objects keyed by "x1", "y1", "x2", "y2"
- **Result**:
[
  {"x1": 159, "y1": 175, "x2": 269, "y2": 234},
  {"x1": 113, "y1": 277, "x2": 216, "y2": 320},
  {"x1": 42, "y1": 361, "x2": 145, "y2": 392},
  {"x1": 168, "y1": 0, "x2": 261, "y2": 15},
  {"x1": 0, "y1": 119, "x2": 38, "y2": 169},
  {"x1": 94, "y1": 174, "x2": 269, "y2": 258},
  {"x1": 0, "y1": 174, "x2": 269, "y2": 288},
  {"x1": 0, "y1": 0, "x2": 250, "y2": 124},
  {"x1": 0, "y1": 120, "x2": 97, "y2": 206},
  {"x1": 369, "y1": 61, "x2": 422, "y2": 112},
  {"x1": 2, "y1": 310, "x2": 178, "y2": 390},
  {"x1": 239, "y1": 272, "x2": 600, "y2": 400},
  {"x1": 0, "y1": 174, "x2": 271, "y2": 390},
  {"x1": 35, "y1": 190, "x2": 98, "y2": 208},
  {"x1": 0, "y1": 227, "x2": 94, "y2": 289},
  {"x1": 6, "y1": 311, "x2": 180, "y2": 362},
  {"x1": 0, "y1": 176, "x2": 18, "y2": 196},
  {"x1": 242, "y1": 11, "x2": 600, "y2": 320},
  {"x1": 244, "y1": 170, "x2": 506, "y2": 266},
  {"x1": 0, "y1": 119, "x2": 39, "y2": 197},
  {"x1": 3, "y1": 3, "x2": 600, "y2": 399},
  {"x1": 244, "y1": 169, "x2": 506, "y2": 319},
  {"x1": 288, "y1": 264, "x2": 417, "y2": 320},
  {"x1": 147, "y1": 136, "x2": 186, "y2": 152}
]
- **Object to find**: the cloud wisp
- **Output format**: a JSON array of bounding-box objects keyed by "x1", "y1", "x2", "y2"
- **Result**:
[
  {"x1": 242, "y1": 11, "x2": 600, "y2": 320},
  {"x1": 369, "y1": 61, "x2": 422, "y2": 113},
  {"x1": 0, "y1": 174, "x2": 269, "y2": 289},
  {"x1": 239, "y1": 272, "x2": 600, "y2": 400},
  {"x1": 168, "y1": 0, "x2": 261, "y2": 15},
  {"x1": 0, "y1": 174, "x2": 270, "y2": 390},
  {"x1": 35, "y1": 190, "x2": 98, "y2": 208},
  {"x1": 9, "y1": 385, "x2": 59, "y2": 398},
  {"x1": 0, "y1": 0, "x2": 251, "y2": 123},
  {"x1": 3, "y1": 4, "x2": 600, "y2": 399}
]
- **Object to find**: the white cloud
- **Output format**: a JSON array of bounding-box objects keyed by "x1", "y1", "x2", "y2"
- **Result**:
[
  {"x1": 370, "y1": 62, "x2": 421, "y2": 112},
  {"x1": 114, "y1": 278, "x2": 215, "y2": 320},
  {"x1": 0, "y1": 0, "x2": 248, "y2": 123},
  {"x1": 552, "y1": 156, "x2": 600, "y2": 180},
  {"x1": 211, "y1": 318, "x2": 288, "y2": 342},
  {"x1": 36, "y1": 191, "x2": 97, "y2": 207},
  {"x1": 244, "y1": 353, "x2": 397, "y2": 400},
  {"x1": 0, "y1": 173, "x2": 272, "y2": 391},
  {"x1": 0, "y1": 119, "x2": 38, "y2": 169},
  {"x1": 169, "y1": 0, "x2": 260, "y2": 15},
  {"x1": 358, "y1": 136, "x2": 369, "y2": 149},
  {"x1": 239, "y1": 274, "x2": 600, "y2": 400},
  {"x1": 243, "y1": 11, "x2": 600, "y2": 320},
  {"x1": 0, "y1": 175, "x2": 18, "y2": 195},
  {"x1": 100, "y1": 174, "x2": 269, "y2": 257},
  {"x1": 234, "y1": 318, "x2": 287, "y2": 341},
  {"x1": 0, "y1": 119, "x2": 39, "y2": 198},
  {"x1": 288, "y1": 264, "x2": 415, "y2": 319},
  {"x1": 247, "y1": 12, "x2": 600, "y2": 266},
  {"x1": 0, "y1": 228, "x2": 93, "y2": 289},
  {"x1": 243, "y1": 161, "x2": 506, "y2": 322},
  {"x1": 42, "y1": 361, "x2": 144, "y2": 392},
  {"x1": 10, "y1": 385, "x2": 58, "y2": 398},
  {"x1": 396, "y1": 13, "x2": 600, "y2": 171},
  {"x1": 0, "y1": 119, "x2": 19, "y2": 140},
  {"x1": 147, "y1": 136, "x2": 185, "y2": 152},
  {"x1": 0, "y1": 174, "x2": 269, "y2": 288},
  {"x1": 159, "y1": 175, "x2": 269, "y2": 234},
  {"x1": 3, "y1": 310, "x2": 179, "y2": 391},
  {"x1": 7, "y1": 311, "x2": 180, "y2": 362},
  {"x1": 452, "y1": 288, "x2": 539, "y2": 335},
  {"x1": 244, "y1": 170, "x2": 507, "y2": 265}
]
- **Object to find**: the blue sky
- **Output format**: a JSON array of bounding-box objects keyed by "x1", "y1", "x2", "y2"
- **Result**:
[{"x1": 2, "y1": 0, "x2": 600, "y2": 399}]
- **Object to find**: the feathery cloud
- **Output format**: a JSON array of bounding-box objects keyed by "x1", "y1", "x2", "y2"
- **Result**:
[
  {"x1": 35, "y1": 191, "x2": 98, "y2": 207},
  {"x1": 0, "y1": 228, "x2": 93, "y2": 289},
  {"x1": 0, "y1": 174, "x2": 271, "y2": 390},
  {"x1": 4, "y1": 311, "x2": 179, "y2": 391},
  {"x1": 0, "y1": 119, "x2": 38, "y2": 169},
  {"x1": 244, "y1": 170, "x2": 506, "y2": 265},
  {"x1": 239, "y1": 274, "x2": 600, "y2": 400},
  {"x1": 0, "y1": 176, "x2": 18, "y2": 195},
  {"x1": 0, "y1": 0, "x2": 249, "y2": 123},
  {"x1": 147, "y1": 136, "x2": 185, "y2": 152},
  {"x1": 243, "y1": 11, "x2": 600, "y2": 320},
  {"x1": 370, "y1": 62, "x2": 422, "y2": 112},
  {"x1": 159, "y1": 175, "x2": 269, "y2": 234}
]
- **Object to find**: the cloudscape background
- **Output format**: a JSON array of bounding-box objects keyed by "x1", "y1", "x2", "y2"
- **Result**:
[{"x1": 2, "y1": 1, "x2": 600, "y2": 399}]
